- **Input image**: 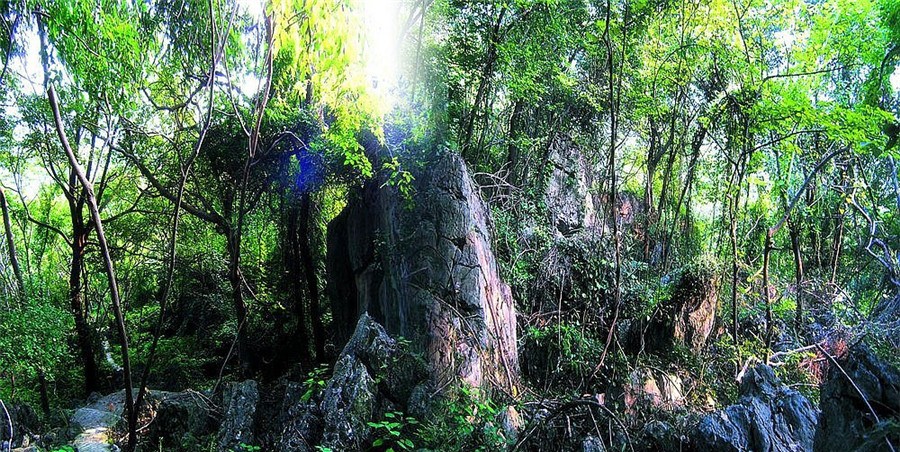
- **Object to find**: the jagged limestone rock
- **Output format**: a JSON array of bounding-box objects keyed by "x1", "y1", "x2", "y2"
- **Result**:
[
  {"x1": 146, "y1": 390, "x2": 215, "y2": 450},
  {"x1": 581, "y1": 435, "x2": 607, "y2": 452},
  {"x1": 814, "y1": 345, "x2": 900, "y2": 452},
  {"x1": 694, "y1": 365, "x2": 817, "y2": 452},
  {"x1": 274, "y1": 382, "x2": 322, "y2": 452},
  {"x1": 327, "y1": 150, "x2": 518, "y2": 393},
  {"x1": 634, "y1": 270, "x2": 718, "y2": 354},
  {"x1": 319, "y1": 355, "x2": 376, "y2": 450},
  {"x1": 544, "y1": 135, "x2": 599, "y2": 237},
  {"x1": 217, "y1": 380, "x2": 259, "y2": 451},
  {"x1": 277, "y1": 314, "x2": 426, "y2": 451}
]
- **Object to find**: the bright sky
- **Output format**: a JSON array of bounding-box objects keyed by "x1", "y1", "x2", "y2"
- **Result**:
[{"x1": 361, "y1": 0, "x2": 403, "y2": 110}]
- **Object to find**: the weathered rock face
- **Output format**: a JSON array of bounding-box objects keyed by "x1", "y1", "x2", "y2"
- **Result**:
[
  {"x1": 618, "y1": 368, "x2": 686, "y2": 409},
  {"x1": 275, "y1": 314, "x2": 427, "y2": 451},
  {"x1": 581, "y1": 435, "x2": 607, "y2": 452},
  {"x1": 67, "y1": 391, "x2": 126, "y2": 452},
  {"x1": 147, "y1": 391, "x2": 215, "y2": 449},
  {"x1": 634, "y1": 271, "x2": 718, "y2": 354},
  {"x1": 544, "y1": 135, "x2": 600, "y2": 237},
  {"x1": 327, "y1": 150, "x2": 519, "y2": 393},
  {"x1": 693, "y1": 365, "x2": 817, "y2": 452},
  {"x1": 218, "y1": 380, "x2": 259, "y2": 451},
  {"x1": 814, "y1": 345, "x2": 900, "y2": 452},
  {"x1": 274, "y1": 382, "x2": 322, "y2": 452}
]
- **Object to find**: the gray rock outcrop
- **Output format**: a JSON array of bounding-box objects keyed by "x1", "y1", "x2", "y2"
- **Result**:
[
  {"x1": 217, "y1": 380, "x2": 259, "y2": 451},
  {"x1": 544, "y1": 135, "x2": 600, "y2": 237},
  {"x1": 693, "y1": 365, "x2": 817, "y2": 452},
  {"x1": 67, "y1": 391, "x2": 126, "y2": 452},
  {"x1": 327, "y1": 149, "x2": 519, "y2": 393},
  {"x1": 634, "y1": 270, "x2": 718, "y2": 354},
  {"x1": 275, "y1": 314, "x2": 426, "y2": 451},
  {"x1": 814, "y1": 345, "x2": 900, "y2": 452},
  {"x1": 147, "y1": 390, "x2": 215, "y2": 449}
]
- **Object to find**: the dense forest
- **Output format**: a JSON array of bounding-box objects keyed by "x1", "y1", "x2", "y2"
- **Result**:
[{"x1": 0, "y1": 0, "x2": 899, "y2": 450}]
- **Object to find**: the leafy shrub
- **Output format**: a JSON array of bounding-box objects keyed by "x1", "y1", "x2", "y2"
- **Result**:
[
  {"x1": 417, "y1": 386, "x2": 511, "y2": 451},
  {"x1": 368, "y1": 411, "x2": 419, "y2": 451}
]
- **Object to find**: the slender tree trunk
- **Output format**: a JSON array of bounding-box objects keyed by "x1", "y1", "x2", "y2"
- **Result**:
[
  {"x1": 0, "y1": 188, "x2": 23, "y2": 297},
  {"x1": 462, "y1": 6, "x2": 506, "y2": 160},
  {"x1": 37, "y1": 369, "x2": 50, "y2": 416},
  {"x1": 763, "y1": 147, "x2": 844, "y2": 350},
  {"x1": 788, "y1": 218, "x2": 804, "y2": 326},
  {"x1": 595, "y1": 0, "x2": 626, "y2": 373},
  {"x1": 763, "y1": 230, "x2": 774, "y2": 348},
  {"x1": 830, "y1": 212, "x2": 844, "y2": 284},
  {"x1": 729, "y1": 192, "x2": 741, "y2": 345},
  {"x1": 505, "y1": 100, "x2": 524, "y2": 187},
  {"x1": 644, "y1": 157, "x2": 656, "y2": 263},
  {"x1": 225, "y1": 227, "x2": 251, "y2": 375},
  {"x1": 49, "y1": 84, "x2": 134, "y2": 448}
]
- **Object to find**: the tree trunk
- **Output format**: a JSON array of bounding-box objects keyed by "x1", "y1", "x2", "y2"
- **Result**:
[
  {"x1": 830, "y1": 212, "x2": 844, "y2": 284},
  {"x1": 37, "y1": 369, "x2": 50, "y2": 416},
  {"x1": 0, "y1": 188, "x2": 24, "y2": 297},
  {"x1": 226, "y1": 227, "x2": 252, "y2": 375},
  {"x1": 763, "y1": 231, "x2": 774, "y2": 349},
  {"x1": 284, "y1": 201, "x2": 310, "y2": 363},
  {"x1": 729, "y1": 193, "x2": 741, "y2": 345},
  {"x1": 788, "y1": 217, "x2": 804, "y2": 326},
  {"x1": 49, "y1": 84, "x2": 134, "y2": 450},
  {"x1": 644, "y1": 156, "x2": 657, "y2": 263},
  {"x1": 298, "y1": 193, "x2": 325, "y2": 361},
  {"x1": 70, "y1": 227, "x2": 100, "y2": 395},
  {"x1": 461, "y1": 6, "x2": 506, "y2": 160},
  {"x1": 505, "y1": 99, "x2": 524, "y2": 187}
]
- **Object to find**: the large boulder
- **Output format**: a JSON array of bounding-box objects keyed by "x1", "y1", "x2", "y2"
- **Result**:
[
  {"x1": 814, "y1": 345, "x2": 900, "y2": 452},
  {"x1": 217, "y1": 380, "x2": 259, "y2": 451},
  {"x1": 66, "y1": 391, "x2": 126, "y2": 452},
  {"x1": 693, "y1": 365, "x2": 817, "y2": 452},
  {"x1": 327, "y1": 149, "x2": 518, "y2": 393}
]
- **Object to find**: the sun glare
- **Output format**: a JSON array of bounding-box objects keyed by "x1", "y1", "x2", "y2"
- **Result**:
[{"x1": 361, "y1": 0, "x2": 403, "y2": 112}]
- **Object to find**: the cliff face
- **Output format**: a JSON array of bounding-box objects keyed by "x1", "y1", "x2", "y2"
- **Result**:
[{"x1": 327, "y1": 149, "x2": 519, "y2": 393}]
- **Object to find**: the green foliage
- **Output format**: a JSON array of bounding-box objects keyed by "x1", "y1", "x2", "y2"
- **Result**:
[
  {"x1": 380, "y1": 156, "x2": 415, "y2": 205},
  {"x1": 417, "y1": 386, "x2": 512, "y2": 451},
  {"x1": 368, "y1": 411, "x2": 419, "y2": 451},
  {"x1": 524, "y1": 322, "x2": 604, "y2": 382},
  {"x1": 301, "y1": 364, "x2": 332, "y2": 403},
  {"x1": 0, "y1": 297, "x2": 71, "y2": 400}
]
